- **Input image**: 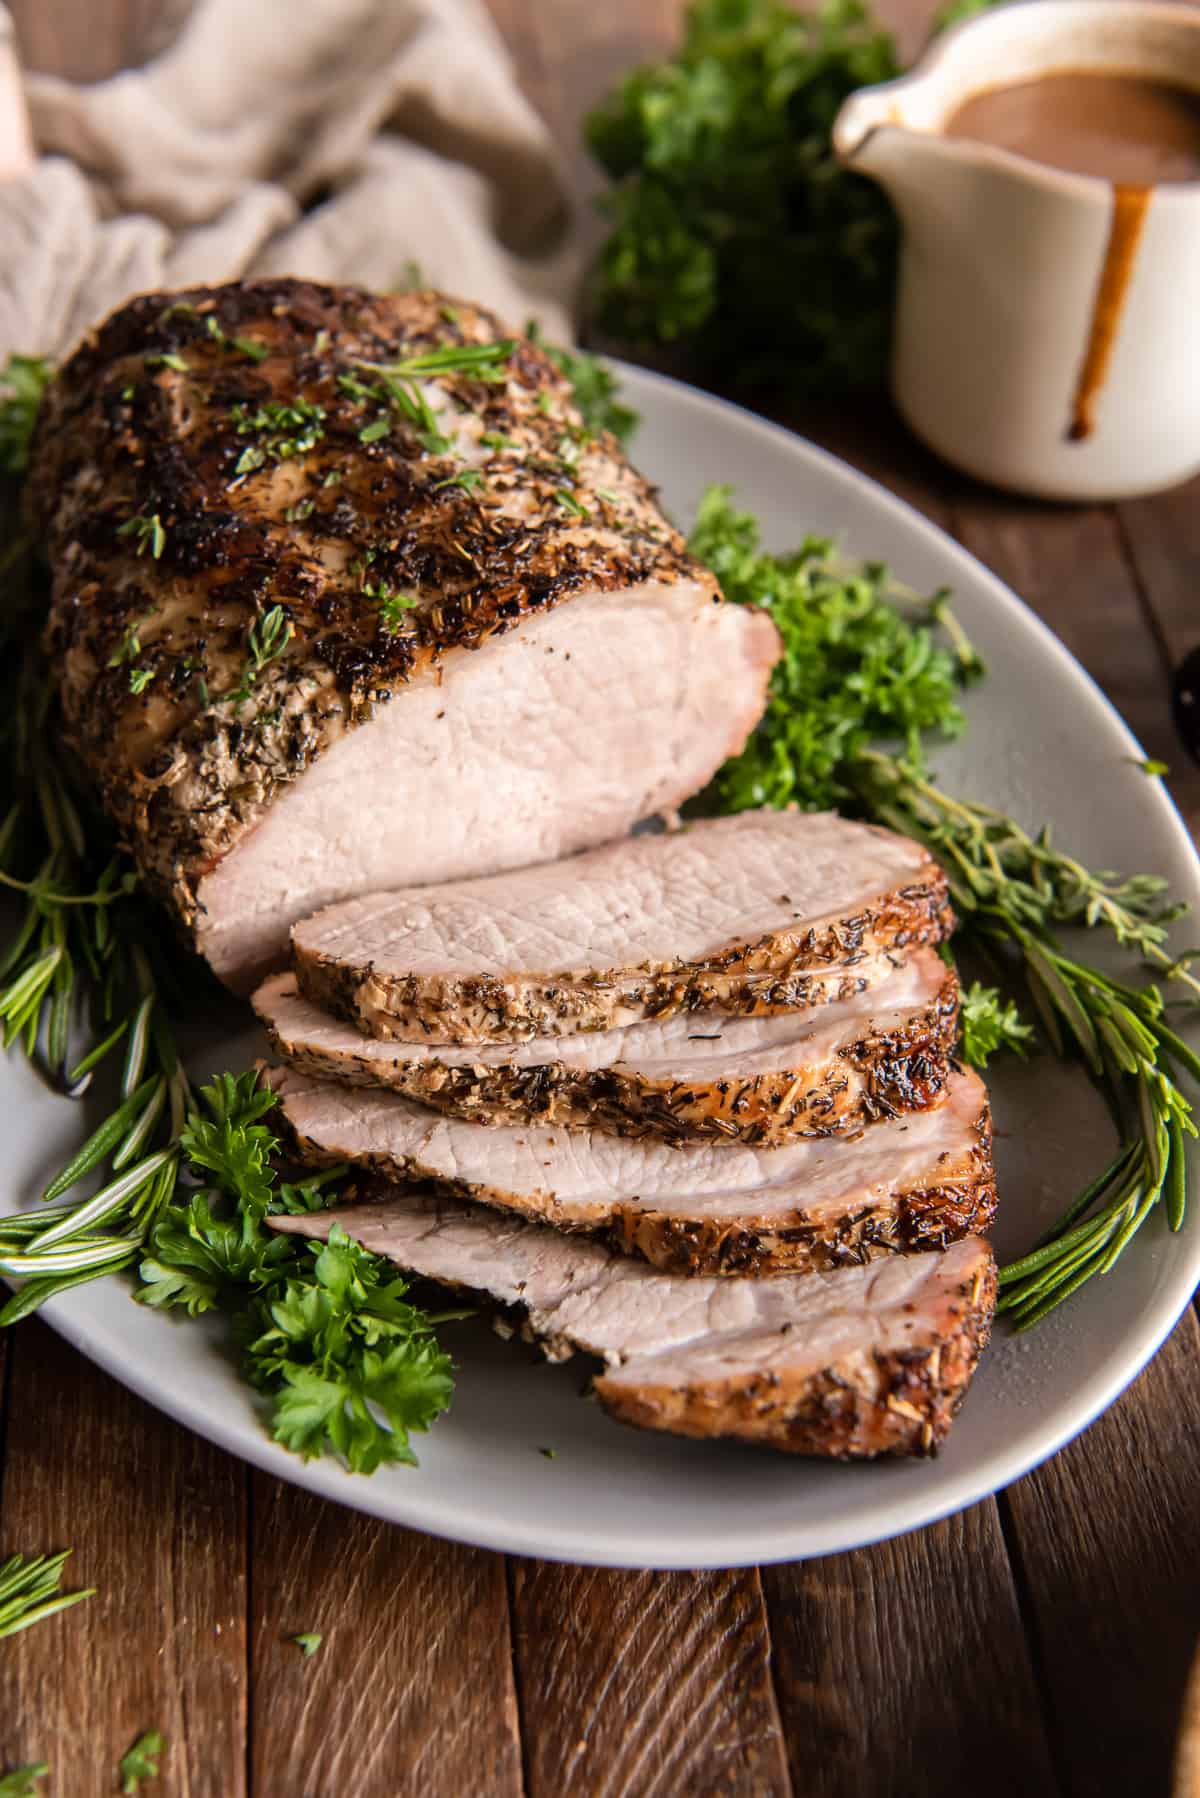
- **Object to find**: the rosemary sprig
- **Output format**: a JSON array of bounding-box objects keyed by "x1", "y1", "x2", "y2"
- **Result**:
[
  {"x1": 849, "y1": 751, "x2": 1199, "y2": 1323},
  {"x1": 346, "y1": 339, "x2": 513, "y2": 456},
  {"x1": 0, "y1": 1549, "x2": 94, "y2": 1639},
  {"x1": 855, "y1": 751, "x2": 1199, "y2": 995}
]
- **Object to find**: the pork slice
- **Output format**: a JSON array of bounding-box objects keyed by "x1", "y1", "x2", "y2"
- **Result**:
[
  {"x1": 256, "y1": 947, "x2": 958, "y2": 1146},
  {"x1": 269, "y1": 1199, "x2": 996, "y2": 1457},
  {"x1": 292, "y1": 808, "x2": 952, "y2": 1043},
  {"x1": 29, "y1": 278, "x2": 778, "y2": 990},
  {"x1": 263, "y1": 1064, "x2": 995, "y2": 1276}
]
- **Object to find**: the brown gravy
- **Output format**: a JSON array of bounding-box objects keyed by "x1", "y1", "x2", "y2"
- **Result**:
[{"x1": 945, "y1": 71, "x2": 1200, "y2": 185}]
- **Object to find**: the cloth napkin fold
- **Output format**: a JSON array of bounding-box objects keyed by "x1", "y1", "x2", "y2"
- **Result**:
[{"x1": 0, "y1": 0, "x2": 578, "y2": 365}]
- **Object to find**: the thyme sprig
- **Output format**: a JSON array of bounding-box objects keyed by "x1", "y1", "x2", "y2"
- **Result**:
[
  {"x1": 223, "y1": 604, "x2": 292, "y2": 708},
  {"x1": 698, "y1": 487, "x2": 1200, "y2": 1324}
]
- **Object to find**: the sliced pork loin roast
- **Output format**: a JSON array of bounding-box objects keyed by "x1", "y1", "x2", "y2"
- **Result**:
[
  {"x1": 292, "y1": 808, "x2": 953, "y2": 1043},
  {"x1": 270, "y1": 1198, "x2": 996, "y2": 1456},
  {"x1": 264, "y1": 1064, "x2": 994, "y2": 1275},
  {"x1": 28, "y1": 278, "x2": 778, "y2": 990},
  {"x1": 256, "y1": 947, "x2": 958, "y2": 1146}
]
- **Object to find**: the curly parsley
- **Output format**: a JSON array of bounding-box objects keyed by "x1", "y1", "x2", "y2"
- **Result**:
[{"x1": 0, "y1": 355, "x2": 52, "y2": 475}]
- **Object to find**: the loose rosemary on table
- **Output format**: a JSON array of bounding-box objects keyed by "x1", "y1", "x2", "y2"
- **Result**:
[{"x1": 0, "y1": 340, "x2": 1195, "y2": 1440}]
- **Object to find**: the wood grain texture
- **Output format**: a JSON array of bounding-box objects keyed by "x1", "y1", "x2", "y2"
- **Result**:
[
  {"x1": 762, "y1": 1506, "x2": 1060, "y2": 1798},
  {"x1": 0, "y1": 1321, "x2": 248, "y2": 1797},
  {"x1": 248, "y1": 1476, "x2": 522, "y2": 1798},
  {"x1": 1119, "y1": 482, "x2": 1200, "y2": 667},
  {"x1": 509, "y1": 1561, "x2": 791, "y2": 1797},
  {"x1": 999, "y1": 1308, "x2": 1200, "y2": 1798},
  {"x1": 948, "y1": 487, "x2": 1200, "y2": 829}
]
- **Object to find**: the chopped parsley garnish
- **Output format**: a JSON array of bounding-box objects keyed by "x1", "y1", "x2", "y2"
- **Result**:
[
  {"x1": 291, "y1": 1631, "x2": 323, "y2": 1656},
  {"x1": 224, "y1": 605, "x2": 292, "y2": 708},
  {"x1": 0, "y1": 354, "x2": 53, "y2": 474},
  {"x1": 479, "y1": 431, "x2": 515, "y2": 451},
  {"x1": 118, "y1": 1730, "x2": 165, "y2": 1794},
  {"x1": 232, "y1": 398, "x2": 326, "y2": 468},
  {"x1": 284, "y1": 497, "x2": 315, "y2": 523},
  {"x1": 376, "y1": 592, "x2": 418, "y2": 634},
  {"x1": 108, "y1": 622, "x2": 143, "y2": 668},
  {"x1": 146, "y1": 351, "x2": 188, "y2": 373},
  {"x1": 358, "y1": 418, "x2": 391, "y2": 444},
  {"x1": 554, "y1": 488, "x2": 589, "y2": 520},
  {"x1": 128, "y1": 668, "x2": 154, "y2": 696},
  {"x1": 116, "y1": 513, "x2": 166, "y2": 559},
  {"x1": 0, "y1": 1765, "x2": 49, "y2": 1796}
]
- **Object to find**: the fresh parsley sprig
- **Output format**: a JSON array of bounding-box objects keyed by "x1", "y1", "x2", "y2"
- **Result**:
[
  {"x1": 133, "y1": 1073, "x2": 457, "y2": 1470},
  {"x1": 584, "y1": 0, "x2": 903, "y2": 394},
  {"x1": 0, "y1": 355, "x2": 52, "y2": 475}
]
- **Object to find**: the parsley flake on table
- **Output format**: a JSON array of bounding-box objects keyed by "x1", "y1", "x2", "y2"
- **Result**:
[
  {"x1": 290, "y1": 1631, "x2": 323, "y2": 1656},
  {"x1": 0, "y1": 1765, "x2": 49, "y2": 1797},
  {"x1": 118, "y1": 1730, "x2": 165, "y2": 1794}
]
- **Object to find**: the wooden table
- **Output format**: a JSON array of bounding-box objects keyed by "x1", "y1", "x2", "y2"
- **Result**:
[{"x1": 3, "y1": 3, "x2": 1199, "y2": 1794}]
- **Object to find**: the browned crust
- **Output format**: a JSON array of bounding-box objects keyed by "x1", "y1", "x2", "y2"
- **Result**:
[
  {"x1": 267, "y1": 1062, "x2": 998, "y2": 1280},
  {"x1": 594, "y1": 1253, "x2": 997, "y2": 1458},
  {"x1": 28, "y1": 278, "x2": 721, "y2": 940},
  {"x1": 261, "y1": 969, "x2": 959, "y2": 1147},
  {"x1": 294, "y1": 872, "x2": 955, "y2": 1043}
]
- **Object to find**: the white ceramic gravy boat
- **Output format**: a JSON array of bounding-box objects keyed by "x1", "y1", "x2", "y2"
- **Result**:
[{"x1": 834, "y1": 0, "x2": 1200, "y2": 500}]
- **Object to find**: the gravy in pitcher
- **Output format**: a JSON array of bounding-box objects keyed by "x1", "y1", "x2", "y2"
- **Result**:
[
  {"x1": 947, "y1": 71, "x2": 1200, "y2": 441},
  {"x1": 944, "y1": 71, "x2": 1200, "y2": 184}
]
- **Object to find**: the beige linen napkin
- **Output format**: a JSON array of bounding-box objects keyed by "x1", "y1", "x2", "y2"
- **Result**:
[{"x1": 0, "y1": 0, "x2": 578, "y2": 364}]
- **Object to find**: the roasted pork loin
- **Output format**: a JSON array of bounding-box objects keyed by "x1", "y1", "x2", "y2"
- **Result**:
[
  {"x1": 28, "y1": 278, "x2": 778, "y2": 988},
  {"x1": 292, "y1": 809, "x2": 953, "y2": 1043},
  {"x1": 269, "y1": 1198, "x2": 996, "y2": 1456},
  {"x1": 256, "y1": 948, "x2": 958, "y2": 1146},
  {"x1": 263, "y1": 1064, "x2": 994, "y2": 1275}
]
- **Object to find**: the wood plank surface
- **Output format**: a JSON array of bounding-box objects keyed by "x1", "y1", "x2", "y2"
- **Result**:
[
  {"x1": 3, "y1": 2, "x2": 1200, "y2": 1797},
  {"x1": 762, "y1": 1506, "x2": 1061, "y2": 1798},
  {"x1": 247, "y1": 1477, "x2": 523, "y2": 1798},
  {"x1": 997, "y1": 1310, "x2": 1200, "y2": 1798},
  {"x1": 509, "y1": 1562, "x2": 791, "y2": 1796},
  {"x1": 0, "y1": 1322, "x2": 248, "y2": 1797}
]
